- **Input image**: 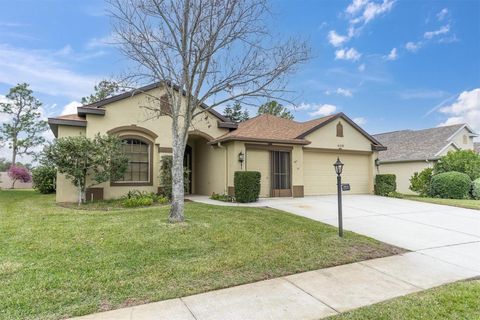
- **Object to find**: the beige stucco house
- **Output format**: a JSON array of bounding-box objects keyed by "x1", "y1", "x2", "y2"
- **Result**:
[
  {"x1": 374, "y1": 124, "x2": 478, "y2": 194},
  {"x1": 48, "y1": 83, "x2": 386, "y2": 203}
]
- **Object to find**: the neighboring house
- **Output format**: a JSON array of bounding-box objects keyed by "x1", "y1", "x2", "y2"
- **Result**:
[
  {"x1": 48, "y1": 83, "x2": 385, "y2": 203},
  {"x1": 373, "y1": 124, "x2": 478, "y2": 194},
  {"x1": 475, "y1": 142, "x2": 480, "y2": 154}
]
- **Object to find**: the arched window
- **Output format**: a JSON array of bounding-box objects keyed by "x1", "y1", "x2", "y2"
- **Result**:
[
  {"x1": 336, "y1": 122, "x2": 344, "y2": 137},
  {"x1": 113, "y1": 137, "x2": 152, "y2": 184}
]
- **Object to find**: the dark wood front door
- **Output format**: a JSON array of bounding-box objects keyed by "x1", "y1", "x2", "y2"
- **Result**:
[
  {"x1": 184, "y1": 145, "x2": 192, "y2": 194},
  {"x1": 271, "y1": 150, "x2": 292, "y2": 197}
]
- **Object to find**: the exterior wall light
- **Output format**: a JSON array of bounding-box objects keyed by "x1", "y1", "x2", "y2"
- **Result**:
[{"x1": 238, "y1": 151, "x2": 245, "y2": 169}]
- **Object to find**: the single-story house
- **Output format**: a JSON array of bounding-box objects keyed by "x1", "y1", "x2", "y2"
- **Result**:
[
  {"x1": 48, "y1": 83, "x2": 386, "y2": 203},
  {"x1": 373, "y1": 124, "x2": 478, "y2": 194}
]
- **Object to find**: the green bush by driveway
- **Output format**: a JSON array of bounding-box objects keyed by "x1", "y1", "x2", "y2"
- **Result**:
[
  {"x1": 375, "y1": 174, "x2": 396, "y2": 196},
  {"x1": 0, "y1": 190, "x2": 402, "y2": 320},
  {"x1": 430, "y1": 171, "x2": 471, "y2": 199}
]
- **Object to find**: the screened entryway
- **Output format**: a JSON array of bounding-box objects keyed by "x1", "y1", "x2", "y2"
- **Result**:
[{"x1": 271, "y1": 150, "x2": 292, "y2": 197}]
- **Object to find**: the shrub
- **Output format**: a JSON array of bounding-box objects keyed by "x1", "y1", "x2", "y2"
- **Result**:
[
  {"x1": 32, "y1": 166, "x2": 56, "y2": 194},
  {"x1": 159, "y1": 155, "x2": 190, "y2": 199},
  {"x1": 122, "y1": 196, "x2": 153, "y2": 208},
  {"x1": 430, "y1": 171, "x2": 471, "y2": 199},
  {"x1": 375, "y1": 174, "x2": 396, "y2": 196},
  {"x1": 434, "y1": 150, "x2": 480, "y2": 180},
  {"x1": 387, "y1": 191, "x2": 404, "y2": 199},
  {"x1": 409, "y1": 167, "x2": 433, "y2": 196},
  {"x1": 472, "y1": 178, "x2": 480, "y2": 200},
  {"x1": 234, "y1": 171, "x2": 261, "y2": 203},
  {"x1": 210, "y1": 192, "x2": 235, "y2": 202},
  {"x1": 122, "y1": 190, "x2": 169, "y2": 206}
]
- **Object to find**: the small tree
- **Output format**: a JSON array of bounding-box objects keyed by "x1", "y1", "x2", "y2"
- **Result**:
[
  {"x1": 223, "y1": 102, "x2": 250, "y2": 122},
  {"x1": 434, "y1": 150, "x2": 480, "y2": 180},
  {"x1": 7, "y1": 165, "x2": 31, "y2": 189},
  {"x1": 81, "y1": 80, "x2": 122, "y2": 104},
  {"x1": 44, "y1": 134, "x2": 128, "y2": 205},
  {"x1": 257, "y1": 101, "x2": 294, "y2": 120},
  {"x1": 409, "y1": 167, "x2": 433, "y2": 196},
  {"x1": 0, "y1": 83, "x2": 48, "y2": 165}
]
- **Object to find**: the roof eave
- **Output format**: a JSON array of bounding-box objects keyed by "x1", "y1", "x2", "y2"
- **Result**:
[
  {"x1": 47, "y1": 118, "x2": 87, "y2": 138},
  {"x1": 77, "y1": 106, "x2": 106, "y2": 116},
  {"x1": 208, "y1": 137, "x2": 311, "y2": 145}
]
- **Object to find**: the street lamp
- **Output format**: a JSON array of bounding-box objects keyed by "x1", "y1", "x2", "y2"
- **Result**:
[{"x1": 333, "y1": 157, "x2": 344, "y2": 237}]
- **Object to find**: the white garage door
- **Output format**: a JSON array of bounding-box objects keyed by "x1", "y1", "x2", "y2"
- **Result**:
[{"x1": 304, "y1": 151, "x2": 372, "y2": 195}]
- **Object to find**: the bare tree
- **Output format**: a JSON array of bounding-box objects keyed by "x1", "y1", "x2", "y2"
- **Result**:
[{"x1": 108, "y1": 0, "x2": 310, "y2": 222}]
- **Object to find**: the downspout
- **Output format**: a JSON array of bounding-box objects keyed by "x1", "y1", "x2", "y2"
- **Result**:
[{"x1": 217, "y1": 142, "x2": 228, "y2": 194}]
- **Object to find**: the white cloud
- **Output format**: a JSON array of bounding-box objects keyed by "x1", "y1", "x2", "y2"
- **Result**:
[
  {"x1": 358, "y1": 63, "x2": 366, "y2": 71},
  {"x1": 353, "y1": 117, "x2": 366, "y2": 125},
  {"x1": 309, "y1": 104, "x2": 337, "y2": 117},
  {"x1": 61, "y1": 101, "x2": 82, "y2": 115},
  {"x1": 335, "y1": 47, "x2": 361, "y2": 61},
  {"x1": 346, "y1": 0, "x2": 368, "y2": 15},
  {"x1": 438, "y1": 88, "x2": 480, "y2": 133},
  {"x1": 328, "y1": 30, "x2": 348, "y2": 47},
  {"x1": 437, "y1": 8, "x2": 448, "y2": 21},
  {"x1": 405, "y1": 41, "x2": 421, "y2": 52},
  {"x1": 326, "y1": 88, "x2": 353, "y2": 97},
  {"x1": 386, "y1": 47, "x2": 398, "y2": 60},
  {"x1": 0, "y1": 44, "x2": 100, "y2": 100},
  {"x1": 424, "y1": 25, "x2": 450, "y2": 39},
  {"x1": 348, "y1": 0, "x2": 396, "y2": 25}
]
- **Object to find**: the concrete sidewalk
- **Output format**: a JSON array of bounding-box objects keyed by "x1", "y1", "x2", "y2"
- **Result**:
[{"x1": 72, "y1": 196, "x2": 480, "y2": 320}]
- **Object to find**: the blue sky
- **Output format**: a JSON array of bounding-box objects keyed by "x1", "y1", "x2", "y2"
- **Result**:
[{"x1": 0, "y1": 0, "x2": 479, "y2": 148}]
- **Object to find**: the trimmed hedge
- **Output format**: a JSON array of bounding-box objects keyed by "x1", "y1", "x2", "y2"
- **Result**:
[
  {"x1": 375, "y1": 174, "x2": 396, "y2": 196},
  {"x1": 234, "y1": 171, "x2": 261, "y2": 203},
  {"x1": 430, "y1": 171, "x2": 471, "y2": 199},
  {"x1": 472, "y1": 178, "x2": 480, "y2": 200}
]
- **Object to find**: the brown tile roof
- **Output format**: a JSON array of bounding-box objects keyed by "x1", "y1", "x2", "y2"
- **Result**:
[{"x1": 210, "y1": 113, "x2": 338, "y2": 144}]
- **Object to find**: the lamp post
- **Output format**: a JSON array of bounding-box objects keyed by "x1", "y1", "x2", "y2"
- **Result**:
[{"x1": 333, "y1": 157, "x2": 344, "y2": 237}]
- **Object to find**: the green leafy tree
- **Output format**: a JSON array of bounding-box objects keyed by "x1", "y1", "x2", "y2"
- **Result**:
[
  {"x1": 81, "y1": 80, "x2": 121, "y2": 105},
  {"x1": 223, "y1": 102, "x2": 249, "y2": 122},
  {"x1": 434, "y1": 150, "x2": 480, "y2": 180},
  {"x1": 257, "y1": 101, "x2": 294, "y2": 120},
  {"x1": 32, "y1": 166, "x2": 57, "y2": 194},
  {"x1": 409, "y1": 167, "x2": 433, "y2": 196},
  {"x1": 44, "y1": 134, "x2": 128, "y2": 205},
  {"x1": 0, "y1": 83, "x2": 48, "y2": 164}
]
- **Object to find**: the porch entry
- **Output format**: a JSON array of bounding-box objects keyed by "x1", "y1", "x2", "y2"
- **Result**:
[{"x1": 270, "y1": 150, "x2": 292, "y2": 197}]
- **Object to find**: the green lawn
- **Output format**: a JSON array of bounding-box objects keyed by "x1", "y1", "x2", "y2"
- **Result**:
[
  {"x1": 328, "y1": 280, "x2": 480, "y2": 320},
  {"x1": 404, "y1": 195, "x2": 480, "y2": 210},
  {"x1": 0, "y1": 190, "x2": 402, "y2": 320}
]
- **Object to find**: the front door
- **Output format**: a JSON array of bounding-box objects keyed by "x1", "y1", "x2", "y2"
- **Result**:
[
  {"x1": 271, "y1": 150, "x2": 292, "y2": 197},
  {"x1": 184, "y1": 145, "x2": 192, "y2": 194}
]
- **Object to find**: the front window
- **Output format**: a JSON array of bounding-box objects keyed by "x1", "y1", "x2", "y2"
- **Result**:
[{"x1": 117, "y1": 138, "x2": 150, "y2": 182}]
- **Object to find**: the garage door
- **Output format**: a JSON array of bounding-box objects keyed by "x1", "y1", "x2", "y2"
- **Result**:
[{"x1": 304, "y1": 151, "x2": 371, "y2": 195}]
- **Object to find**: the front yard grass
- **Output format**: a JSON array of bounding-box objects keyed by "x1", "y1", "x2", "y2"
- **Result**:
[
  {"x1": 0, "y1": 190, "x2": 403, "y2": 320},
  {"x1": 404, "y1": 195, "x2": 480, "y2": 210},
  {"x1": 328, "y1": 279, "x2": 480, "y2": 319}
]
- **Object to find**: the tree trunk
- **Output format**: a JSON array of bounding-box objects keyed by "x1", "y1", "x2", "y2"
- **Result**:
[
  {"x1": 10, "y1": 178, "x2": 17, "y2": 189},
  {"x1": 78, "y1": 186, "x2": 86, "y2": 206},
  {"x1": 169, "y1": 140, "x2": 186, "y2": 222},
  {"x1": 11, "y1": 148, "x2": 16, "y2": 167}
]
